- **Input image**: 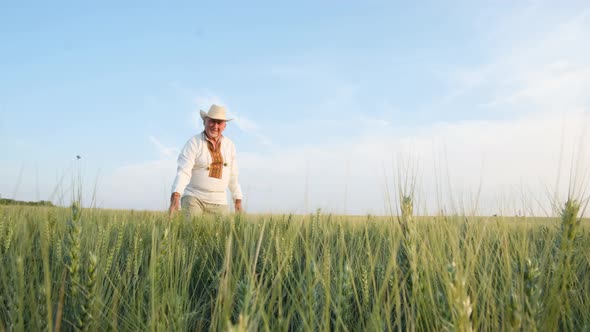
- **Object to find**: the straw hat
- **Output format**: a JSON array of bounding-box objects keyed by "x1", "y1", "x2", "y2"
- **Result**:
[{"x1": 200, "y1": 104, "x2": 232, "y2": 121}]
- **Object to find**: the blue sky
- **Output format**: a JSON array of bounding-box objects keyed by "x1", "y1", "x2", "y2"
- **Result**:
[{"x1": 1, "y1": 1, "x2": 589, "y2": 215}]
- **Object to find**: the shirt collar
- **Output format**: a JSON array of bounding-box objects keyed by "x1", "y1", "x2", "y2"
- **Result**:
[{"x1": 202, "y1": 131, "x2": 223, "y2": 144}]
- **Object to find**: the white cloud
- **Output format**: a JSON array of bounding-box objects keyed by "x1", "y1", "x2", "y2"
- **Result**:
[
  {"x1": 93, "y1": 111, "x2": 589, "y2": 217},
  {"x1": 149, "y1": 136, "x2": 178, "y2": 158},
  {"x1": 193, "y1": 95, "x2": 226, "y2": 112},
  {"x1": 439, "y1": 8, "x2": 590, "y2": 115},
  {"x1": 359, "y1": 115, "x2": 389, "y2": 127},
  {"x1": 230, "y1": 112, "x2": 273, "y2": 147},
  {"x1": 99, "y1": 158, "x2": 176, "y2": 211},
  {"x1": 96, "y1": 136, "x2": 178, "y2": 210},
  {"x1": 191, "y1": 94, "x2": 273, "y2": 146},
  {"x1": 502, "y1": 63, "x2": 590, "y2": 111},
  {"x1": 233, "y1": 115, "x2": 258, "y2": 132},
  {"x1": 93, "y1": 8, "x2": 590, "y2": 216},
  {"x1": 247, "y1": 112, "x2": 589, "y2": 216}
]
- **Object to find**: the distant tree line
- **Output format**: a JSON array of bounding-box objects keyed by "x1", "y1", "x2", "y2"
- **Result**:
[{"x1": 0, "y1": 198, "x2": 55, "y2": 207}]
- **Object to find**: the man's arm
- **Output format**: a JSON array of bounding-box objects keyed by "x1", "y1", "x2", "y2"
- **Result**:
[
  {"x1": 169, "y1": 137, "x2": 198, "y2": 217},
  {"x1": 234, "y1": 199, "x2": 242, "y2": 213},
  {"x1": 169, "y1": 192, "x2": 181, "y2": 216},
  {"x1": 228, "y1": 143, "x2": 243, "y2": 213}
]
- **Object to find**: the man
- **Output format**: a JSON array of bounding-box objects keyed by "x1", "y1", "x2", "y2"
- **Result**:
[{"x1": 169, "y1": 104, "x2": 243, "y2": 217}]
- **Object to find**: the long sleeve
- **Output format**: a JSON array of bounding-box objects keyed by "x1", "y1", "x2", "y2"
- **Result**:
[
  {"x1": 171, "y1": 137, "x2": 199, "y2": 195},
  {"x1": 228, "y1": 143, "x2": 243, "y2": 200},
  {"x1": 173, "y1": 134, "x2": 241, "y2": 205}
]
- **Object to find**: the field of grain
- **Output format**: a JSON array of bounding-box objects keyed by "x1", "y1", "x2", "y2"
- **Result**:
[{"x1": 1, "y1": 199, "x2": 589, "y2": 331}]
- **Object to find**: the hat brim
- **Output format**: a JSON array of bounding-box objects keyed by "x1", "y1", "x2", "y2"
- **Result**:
[{"x1": 200, "y1": 110, "x2": 232, "y2": 121}]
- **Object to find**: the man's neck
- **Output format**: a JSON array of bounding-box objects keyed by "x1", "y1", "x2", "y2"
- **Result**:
[{"x1": 204, "y1": 131, "x2": 221, "y2": 145}]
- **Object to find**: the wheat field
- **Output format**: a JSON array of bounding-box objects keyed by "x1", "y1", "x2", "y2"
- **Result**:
[{"x1": 0, "y1": 199, "x2": 589, "y2": 331}]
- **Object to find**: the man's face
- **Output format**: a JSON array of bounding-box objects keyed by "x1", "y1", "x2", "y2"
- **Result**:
[{"x1": 204, "y1": 117, "x2": 227, "y2": 140}]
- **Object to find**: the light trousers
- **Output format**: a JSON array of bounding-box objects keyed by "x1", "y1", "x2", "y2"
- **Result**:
[{"x1": 181, "y1": 195, "x2": 228, "y2": 218}]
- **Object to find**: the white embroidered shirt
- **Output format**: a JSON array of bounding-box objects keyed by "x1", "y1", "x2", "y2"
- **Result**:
[{"x1": 171, "y1": 132, "x2": 243, "y2": 205}]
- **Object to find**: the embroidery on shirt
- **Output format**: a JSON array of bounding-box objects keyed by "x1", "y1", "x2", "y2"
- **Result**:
[{"x1": 206, "y1": 137, "x2": 224, "y2": 179}]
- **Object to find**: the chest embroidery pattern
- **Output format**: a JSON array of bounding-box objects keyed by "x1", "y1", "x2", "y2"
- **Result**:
[{"x1": 206, "y1": 140, "x2": 224, "y2": 179}]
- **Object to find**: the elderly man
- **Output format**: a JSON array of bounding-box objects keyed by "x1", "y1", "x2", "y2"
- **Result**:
[{"x1": 169, "y1": 104, "x2": 243, "y2": 217}]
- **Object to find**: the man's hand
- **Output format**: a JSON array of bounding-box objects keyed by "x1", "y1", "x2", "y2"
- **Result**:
[
  {"x1": 169, "y1": 192, "x2": 181, "y2": 217},
  {"x1": 234, "y1": 199, "x2": 243, "y2": 213}
]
